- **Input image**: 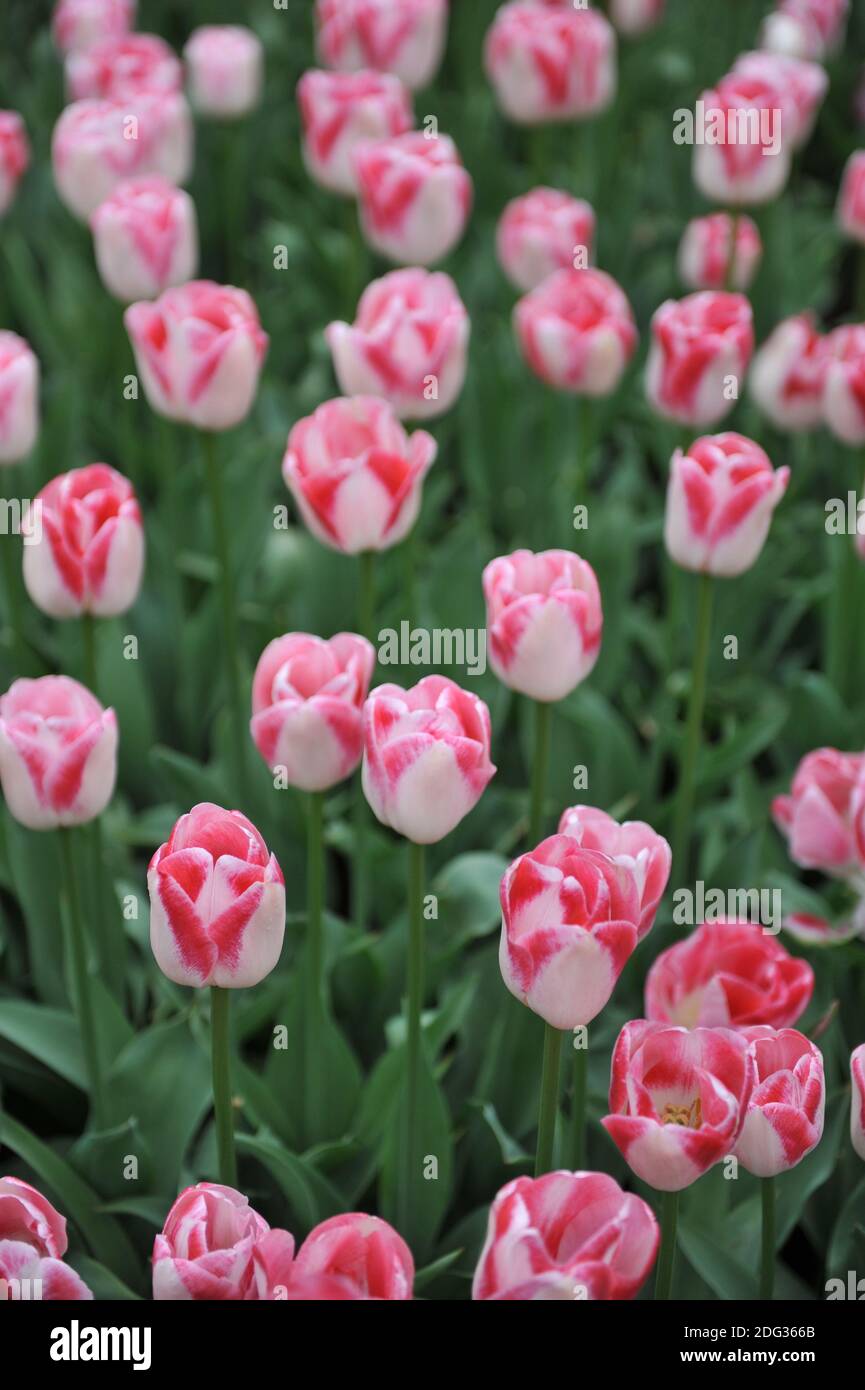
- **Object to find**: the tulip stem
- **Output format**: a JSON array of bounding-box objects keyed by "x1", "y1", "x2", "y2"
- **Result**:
[
  {"x1": 210, "y1": 986, "x2": 237, "y2": 1188},
  {"x1": 202, "y1": 432, "x2": 248, "y2": 804},
  {"x1": 354, "y1": 551, "x2": 376, "y2": 934},
  {"x1": 654, "y1": 1190, "x2": 679, "y2": 1300},
  {"x1": 399, "y1": 839, "x2": 426, "y2": 1239},
  {"x1": 723, "y1": 210, "x2": 740, "y2": 291},
  {"x1": 304, "y1": 790, "x2": 325, "y2": 1143},
  {"x1": 59, "y1": 826, "x2": 106, "y2": 1130},
  {"x1": 760, "y1": 1176, "x2": 776, "y2": 1301},
  {"x1": 535, "y1": 1023, "x2": 563, "y2": 1177},
  {"x1": 0, "y1": 465, "x2": 28, "y2": 676},
  {"x1": 671, "y1": 572, "x2": 714, "y2": 883},
  {"x1": 569, "y1": 1037, "x2": 588, "y2": 1170},
  {"x1": 528, "y1": 699, "x2": 552, "y2": 847}
]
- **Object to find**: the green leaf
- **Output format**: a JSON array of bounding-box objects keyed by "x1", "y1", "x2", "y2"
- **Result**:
[
  {"x1": 679, "y1": 1220, "x2": 759, "y2": 1300},
  {"x1": 236, "y1": 1131, "x2": 343, "y2": 1236},
  {"x1": 0, "y1": 1001, "x2": 85, "y2": 1088}
]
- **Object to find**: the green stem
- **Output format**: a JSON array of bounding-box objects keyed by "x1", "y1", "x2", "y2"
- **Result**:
[
  {"x1": 202, "y1": 432, "x2": 247, "y2": 802},
  {"x1": 535, "y1": 1024, "x2": 563, "y2": 1176},
  {"x1": 671, "y1": 572, "x2": 714, "y2": 881},
  {"x1": 399, "y1": 840, "x2": 425, "y2": 1238},
  {"x1": 572, "y1": 396, "x2": 593, "y2": 511},
  {"x1": 568, "y1": 1037, "x2": 588, "y2": 1170},
  {"x1": 354, "y1": 550, "x2": 376, "y2": 934},
  {"x1": 303, "y1": 791, "x2": 325, "y2": 1143},
  {"x1": 1, "y1": 465, "x2": 28, "y2": 675},
  {"x1": 654, "y1": 1190, "x2": 679, "y2": 1300},
  {"x1": 723, "y1": 210, "x2": 740, "y2": 291},
  {"x1": 210, "y1": 986, "x2": 237, "y2": 1187},
  {"x1": 358, "y1": 550, "x2": 376, "y2": 643},
  {"x1": 59, "y1": 826, "x2": 106, "y2": 1129},
  {"x1": 80, "y1": 612, "x2": 97, "y2": 694},
  {"x1": 760, "y1": 1176, "x2": 776, "y2": 1301},
  {"x1": 528, "y1": 699, "x2": 552, "y2": 847}
]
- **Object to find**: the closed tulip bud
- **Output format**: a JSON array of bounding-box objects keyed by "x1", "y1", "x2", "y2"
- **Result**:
[
  {"x1": 298, "y1": 69, "x2": 413, "y2": 196},
  {"x1": 838, "y1": 152, "x2": 865, "y2": 245},
  {"x1": 610, "y1": 0, "x2": 665, "y2": 36},
  {"x1": 485, "y1": 3, "x2": 616, "y2": 126},
  {"x1": 0, "y1": 676, "x2": 117, "y2": 831},
  {"x1": 354, "y1": 131, "x2": 473, "y2": 267},
  {"x1": 558, "y1": 805, "x2": 671, "y2": 938},
  {"x1": 646, "y1": 292, "x2": 754, "y2": 428},
  {"x1": 251, "y1": 632, "x2": 375, "y2": 790},
  {"x1": 734, "y1": 1027, "x2": 824, "y2": 1177},
  {"x1": 483, "y1": 548, "x2": 602, "y2": 702},
  {"x1": 733, "y1": 50, "x2": 827, "y2": 149},
  {"x1": 0, "y1": 111, "x2": 30, "y2": 217},
  {"x1": 677, "y1": 213, "x2": 762, "y2": 293},
  {"x1": 645, "y1": 921, "x2": 814, "y2": 1031},
  {"x1": 363, "y1": 674, "x2": 495, "y2": 844},
  {"x1": 0, "y1": 1241, "x2": 93, "y2": 1299},
  {"x1": 780, "y1": 910, "x2": 865, "y2": 947},
  {"x1": 772, "y1": 747, "x2": 865, "y2": 878},
  {"x1": 283, "y1": 396, "x2": 436, "y2": 554},
  {"x1": 66, "y1": 33, "x2": 183, "y2": 103},
  {"x1": 148, "y1": 803, "x2": 285, "y2": 989},
  {"x1": 499, "y1": 837, "x2": 642, "y2": 1030},
  {"x1": 0, "y1": 1177, "x2": 68, "y2": 1258},
  {"x1": 153, "y1": 1183, "x2": 293, "y2": 1300},
  {"x1": 90, "y1": 176, "x2": 198, "y2": 302},
  {"x1": 760, "y1": 0, "x2": 848, "y2": 62},
  {"x1": 749, "y1": 313, "x2": 826, "y2": 431},
  {"x1": 515, "y1": 268, "x2": 637, "y2": 396},
  {"x1": 497, "y1": 187, "x2": 595, "y2": 293},
  {"x1": 693, "y1": 71, "x2": 791, "y2": 206},
  {"x1": 326, "y1": 267, "x2": 469, "y2": 420},
  {"x1": 473, "y1": 1171, "x2": 659, "y2": 1302},
  {"x1": 52, "y1": 0, "x2": 135, "y2": 54},
  {"x1": 22, "y1": 463, "x2": 144, "y2": 620},
  {"x1": 315, "y1": 0, "x2": 448, "y2": 91},
  {"x1": 851, "y1": 1044, "x2": 865, "y2": 1160},
  {"x1": 52, "y1": 95, "x2": 193, "y2": 221},
  {"x1": 125, "y1": 281, "x2": 268, "y2": 431},
  {"x1": 0, "y1": 332, "x2": 39, "y2": 464},
  {"x1": 823, "y1": 324, "x2": 865, "y2": 446},
  {"x1": 664, "y1": 432, "x2": 789, "y2": 578},
  {"x1": 603, "y1": 1021, "x2": 756, "y2": 1191},
  {"x1": 183, "y1": 26, "x2": 264, "y2": 119},
  {"x1": 294, "y1": 1214, "x2": 414, "y2": 1300}
]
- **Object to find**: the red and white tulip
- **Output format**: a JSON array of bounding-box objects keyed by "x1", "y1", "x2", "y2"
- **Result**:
[
  {"x1": 646, "y1": 292, "x2": 754, "y2": 428},
  {"x1": 497, "y1": 187, "x2": 595, "y2": 293},
  {"x1": 677, "y1": 213, "x2": 762, "y2": 293},
  {"x1": 851, "y1": 1044, "x2": 865, "y2": 1161},
  {"x1": 354, "y1": 131, "x2": 472, "y2": 267},
  {"x1": 293, "y1": 1214, "x2": 414, "y2": 1300},
  {"x1": 297, "y1": 69, "x2": 413, "y2": 196},
  {"x1": 734, "y1": 1027, "x2": 824, "y2": 1177},
  {"x1": 692, "y1": 70, "x2": 791, "y2": 206},
  {"x1": 0, "y1": 111, "x2": 30, "y2": 217},
  {"x1": 558, "y1": 805, "x2": 671, "y2": 938},
  {"x1": 52, "y1": 0, "x2": 135, "y2": 55},
  {"x1": 66, "y1": 33, "x2": 183, "y2": 102},
  {"x1": 90, "y1": 176, "x2": 198, "y2": 302},
  {"x1": 153, "y1": 1183, "x2": 292, "y2": 1300},
  {"x1": 822, "y1": 324, "x2": 865, "y2": 446},
  {"x1": 183, "y1": 26, "x2": 264, "y2": 118},
  {"x1": 733, "y1": 50, "x2": 827, "y2": 149},
  {"x1": 0, "y1": 332, "x2": 38, "y2": 464},
  {"x1": 484, "y1": 3, "x2": 617, "y2": 125},
  {"x1": 315, "y1": 0, "x2": 448, "y2": 91},
  {"x1": 760, "y1": 0, "x2": 848, "y2": 62},
  {"x1": 515, "y1": 268, "x2": 637, "y2": 396},
  {"x1": 749, "y1": 313, "x2": 826, "y2": 431},
  {"x1": 772, "y1": 748, "x2": 865, "y2": 879},
  {"x1": 838, "y1": 152, "x2": 865, "y2": 245},
  {"x1": 52, "y1": 95, "x2": 193, "y2": 221}
]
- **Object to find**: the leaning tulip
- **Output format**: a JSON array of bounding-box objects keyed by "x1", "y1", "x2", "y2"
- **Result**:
[
  {"x1": 483, "y1": 548, "x2": 602, "y2": 703},
  {"x1": 0, "y1": 1241, "x2": 93, "y2": 1300},
  {"x1": 353, "y1": 131, "x2": 473, "y2": 267},
  {"x1": 65, "y1": 33, "x2": 183, "y2": 102},
  {"x1": 749, "y1": 313, "x2": 826, "y2": 431},
  {"x1": 315, "y1": 0, "x2": 448, "y2": 90},
  {"x1": 0, "y1": 332, "x2": 38, "y2": 464},
  {"x1": 677, "y1": 213, "x2": 762, "y2": 293},
  {"x1": 0, "y1": 111, "x2": 30, "y2": 217},
  {"x1": 90, "y1": 176, "x2": 199, "y2": 302},
  {"x1": 0, "y1": 1177, "x2": 68, "y2": 1257},
  {"x1": 183, "y1": 26, "x2": 264, "y2": 118},
  {"x1": 497, "y1": 187, "x2": 596, "y2": 293},
  {"x1": 692, "y1": 70, "x2": 791, "y2": 206},
  {"x1": 22, "y1": 464, "x2": 144, "y2": 620},
  {"x1": 609, "y1": 0, "x2": 665, "y2": 36},
  {"x1": 515, "y1": 268, "x2": 637, "y2": 396},
  {"x1": 734, "y1": 1027, "x2": 824, "y2": 1177},
  {"x1": 760, "y1": 0, "x2": 848, "y2": 62},
  {"x1": 125, "y1": 280, "x2": 268, "y2": 430},
  {"x1": 771, "y1": 747, "x2": 865, "y2": 879},
  {"x1": 645, "y1": 920, "x2": 815, "y2": 1031},
  {"x1": 297, "y1": 69, "x2": 413, "y2": 196},
  {"x1": 153, "y1": 1184, "x2": 293, "y2": 1301},
  {"x1": 732, "y1": 50, "x2": 827, "y2": 149},
  {"x1": 558, "y1": 805, "x2": 671, "y2": 937},
  {"x1": 293, "y1": 1214, "x2": 414, "y2": 1300},
  {"x1": 473, "y1": 1171, "x2": 659, "y2": 1302},
  {"x1": 646, "y1": 292, "x2": 754, "y2": 428},
  {"x1": 822, "y1": 324, "x2": 865, "y2": 446},
  {"x1": 664, "y1": 432, "x2": 789, "y2": 578},
  {"x1": 283, "y1": 396, "x2": 436, "y2": 555},
  {"x1": 837, "y1": 152, "x2": 865, "y2": 245},
  {"x1": 52, "y1": 0, "x2": 135, "y2": 54},
  {"x1": 326, "y1": 267, "x2": 469, "y2": 420},
  {"x1": 851, "y1": 1043, "x2": 865, "y2": 1160},
  {"x1": 484, "y1": 3, "x2": 617, "y2": 125}
]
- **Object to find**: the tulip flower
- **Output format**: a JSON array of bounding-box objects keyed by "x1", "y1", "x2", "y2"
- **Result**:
[
  {"x1": 851, "y1": 1044, "x2": 865, "y2": 1161},
  {"x1": 781, "y1": 910, "x2": 865, "y2": 947},
  {"x1": 484, "y1": 3, "x2": 617, "y2": 125},
  {"x1": 183, "y1": 26, "x2": 264, "y2": 118},
  {"x1": 297, "y1": 69, "x2": 413, "y2": 196},
  {"x1": 646, "y1": 292, "x2": 754, "y2": 429},
  {"x1": 0, "y1": 1176, "x2": 92, "y2": 1300},
  {"x1": 0, "y1": 1176, "x2": 68, "y2": 1255},
  {"x1": 678, "y1": 213, "x2": 762, "y2": 293},
  {"x1": 732, "y1": 51, "x2": 827, "y2": 150},
  {"x1": 823, "y1": 323, "x2": 865, "y2": 446},
  {"x1": 52, "y1": 0, "x2": 135, "y2": 54},
  {"x1": 90, "y1": 176, "x2": 199, "y2": 302},
  {"x1": 353, "y1": 131, "x2": 473, "y2": 267},
  {"x1": 315, "y1": 0, "x2": 449, "y2": 91},
  {"x1": 153, "y1": 1184, "x2": 293, "y2": 1300},
  {"x1": 293, "y1": 1214, "x2": 414, "y2": 1300},
  {"x1": 65, "y1": 33, "x2": 183, "y2": 102},
  {"x1": 473, "y1": 1171, "x2": 659, "y2": 1301},
  {"x1": 558, "y1": 805, "x2": 671, "y2": 938},
  {"x1": 760, "y1": 0, "x2": 848, "y2": 62},
  {"x1": 749, "y1": 313, "x2": 826, "y2": 432},
  {"x1": 645, "y1": 920, "x2": 815, "y2": 1031},
  {"x1": 0, "y1": 111, "x2": 30, "y2": 218},
  {"x1": 609, "y1": 0, "x2": 665, "y2": 36},
  {"x1": 692, "y1": 70, "x2": 791, "y2": 207},
  {"x1": 514, "y1": 267, "x2": 638, "y2": 398},
  {"x1": 772, "y1": 748, "x2": 865, "y2": 881},
  {"x1": 837, "y1": 152, "x2": 865, "y2": 245},
  {"x1": 0, "y1": 331, "x2": 38, "y2": 464},
  {"x1": 497, "y1": 187, "x2": 595, "y2": 293}
]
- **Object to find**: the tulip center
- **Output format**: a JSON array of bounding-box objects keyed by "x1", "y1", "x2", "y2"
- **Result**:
[{"x1": 661, "y1": 1098, "x2": 702, "y2": 1128}]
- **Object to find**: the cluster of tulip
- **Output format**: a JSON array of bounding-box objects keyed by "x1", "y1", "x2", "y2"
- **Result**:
[{"x1": 1, "y1": 0, "x2": 864, "y2": 1304}]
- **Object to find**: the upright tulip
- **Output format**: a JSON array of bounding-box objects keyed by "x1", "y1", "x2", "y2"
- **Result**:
[
  {"x1": 514, "y1": 268, "x2": 637, "y2": 396},
  {"x1": 315, "y1": 0, "x2": 449, "y2": 90},
  {"x1": 749, "y1": 313, "x2": 826, "y2": 431},
  {"x1": 353, "y1": 131, "x2": 473, "y2": 266},
  {"x1": 760, "y1": 0, "x2": 848, "y2": 62},
  {"x1": 152, "y1": 1184, "x2": 292, "y2": 1300},
  {"x1": 646, "y1": 292, "x2": 754, "y2": 428},
  {"x1": 837, "y1": 151, "x2": 865, "y2": 245},
  {"x1": 771, "y1": 747, "x2": 865, "y2": 880},
  {"x1": 90, "y1": 176, "x2": 199, "y2": 302},
  {"x1": 558, "y1": 805, "x2": 671, "y2": 937},
  {"x1": 0, "y1": 332, "x2": 38, "y2": 464},
  {"x1": 851, "y1": 1043, "x2": 865, "y2": 1160},
  {"x1": 293, "y1": 1214, "x2": 414, "y2": 1300},
  {"x1": 65, "y1": 33, "x2": 183, "y2": 102},
  {"x1": 52, "y1": 95, "x2": 193, "y2": 221},
  {"x1": 484, "y1": 3, "x2": 617, "y2": 125},
  {"x1": 822, "y1": 324, "x2": 865, "y2": 445},
  {"x1": 677, "y1": 213, "x2": 762, "y2": 293},
  {"x1": 734, "y1": 1027, "x2": 824, "y2": 1177},
  {"x1": 692, "y1": 70, "x2": 791, "y2": 206},
  {"x1": 497, "y1": 188, "x2": 596, "y2": 293},
  {"x1": 183, "y1": 26, "x2": 264, "y2": 118},
  {"x1": 51, "y1": 0, "x2": 135, "y2": 54},
  {"x1": 0, "y1": 111, "x2": 30, "y2": 217},
  {"x1": 297, "y1": 69, "x2": 413, "y2": 196},
  {"x1": 732, "y1": 50, "x2": 827, "y2": 149}
]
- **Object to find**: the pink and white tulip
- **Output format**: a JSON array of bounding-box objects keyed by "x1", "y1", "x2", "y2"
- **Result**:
[
  {"x1": 125, "y1": 281, "x2": 268, "y2": 431},
  {"x1": 473, "y1": 1171, "x2": 659, "y2": 1302},
  {"x1": 838, "y1": 152, "x2": 865, "y2": 245},
  {"x1": 354, "y1": 131, "x2": 472, "y2": 266},
  {"x1": 183, "y1": 26, "x2": 264, "y2": 119},
  {"x1": 497, "y1": 187, "x2": 595, "y2": 293},
  {"x1": 0, "y1": 332, "x2": 38, "y2": 464},
  {"x1": 251, "y1": 633, "x2": 375, "y2": 791},
  {"x1": 315, "y1": 0, "x2": 448, "y2": 91},
  {"x1": 153, "y1": 1184, "x2": 292, "y2": 1300},
  {"x1": 822, "y1": 324, "x2": 865, "y2": 446},
  {"x1": 664, "y1": 432, "x2": 789, "y2": 578},
  {"x1": 484, "y1": 3, "x2": 617, "y2": 126},
  {"x1": 90, "y1": 176, "x2": 198, "y2": 302},
  {"x1": 294, "y1": 1214, "x2": 414, "y2": 1300},
  {"x1": 297, "y1": 69, "x2": 413, "y2": 196},
  {"x1": 558, "y1": 805, "x2": 671, "y2": 938},
  {"x1": 692, "y1": 70, "x2": 791, "y2": 206},
  {"x1": 760, "y1": 0, "x2": 848, "y2": 62},
  {"x1": 0, "y1": 676, "x2": 117, "y2": 831},
  {"x1": 283, "y1": 396, "x2": 436, "y2": 554},
  {"x1": 733, "y1": 50, "x2": 827, "y2": 149},
  {"x1": 483, "y1": 549, "x2": 602, "y2": 703},
  {"x1": 514, "y1": 268, "x2": 637, "y2": 396},
  {"x1": 609, "y1": 0, "x2": 665, "y2": 36},
  {"x1": 749, "y1": 313, "x2": 826, "y2": 431},
  {"x1": 66, "y1": 33, "x2": 183, "y2": 102},
  {"x1": 363, "y1": 675, "x2": 495, "y2": 844},
  {"x1": 734, "y1": 1027, "x2": 824, "y2": 1177},
  {"x1": 0, "y1": 1177, "x2": 68, "y2": 1257},
  {"x1": 499, "y1": 836, "x2": 643, "y2": 1030},
  {"x1": 52, "y1": 95, "x2": 193, "y2": 221},
  {"x1": 326, "y1": 268, "x2": 469, "y2": 420},
  {"x1": 0, "y1": 112, "x2": 30, "y2": 217},
  {"x1": 677, "y1": 213, "x2": 762, "y2": 293},
  {"x1": 772, "y1": 748, "x2": 865, "y2": 879},
  {"x1": 52, "y1": 0, "x2": 135, "y2": 54},
  {"x1": 646, "y1": 292, "x2": 754, "y2": 428},
  {"x1": 0, "y1": 1241, "x2": 93, "y2": 1299},
  {"x1": 851, "y1": 1044, "x2": 865, "y2": 1160}
]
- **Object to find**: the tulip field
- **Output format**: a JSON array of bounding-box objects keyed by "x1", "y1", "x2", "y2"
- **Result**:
[{"x1": 3, "y1": 0, "x2": 865, "y2": 1329}]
